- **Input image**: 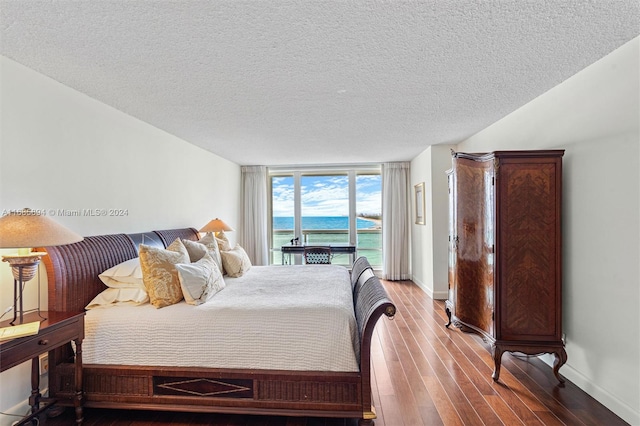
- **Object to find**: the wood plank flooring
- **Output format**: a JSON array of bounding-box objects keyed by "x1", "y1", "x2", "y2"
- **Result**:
[{"x1": 44, "y1": 280, "x2": 627, "y2": 425}]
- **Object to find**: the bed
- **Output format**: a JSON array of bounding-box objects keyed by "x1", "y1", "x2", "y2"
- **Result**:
[{"x1": 41, "y1": 228, "x2": 395, "y2": 425}]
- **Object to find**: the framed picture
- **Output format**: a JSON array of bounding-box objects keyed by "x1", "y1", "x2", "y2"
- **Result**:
[{"x1": 414, "y1": 182, "x2": 425, "y2": 225}]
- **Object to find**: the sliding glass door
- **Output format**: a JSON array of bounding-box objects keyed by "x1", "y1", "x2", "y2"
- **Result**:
[
  {"x1": 270, "y1": 167, "x2": 381, "y2": 267},
  {"x1": 271, "y1": 175, "x2": 295, "y2": 264},
  {"x1": 356, "y1": 173, "x2": 382, "y2": 267}
]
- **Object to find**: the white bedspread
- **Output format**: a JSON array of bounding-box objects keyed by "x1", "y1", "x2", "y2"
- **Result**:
[{"x1": 82, "y1": 265, "x2": 360, "y2": 372}]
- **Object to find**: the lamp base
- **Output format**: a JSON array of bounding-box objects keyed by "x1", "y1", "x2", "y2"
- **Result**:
[{"x1": 1, "y1": 253, "x2": 47, "y2": 325}]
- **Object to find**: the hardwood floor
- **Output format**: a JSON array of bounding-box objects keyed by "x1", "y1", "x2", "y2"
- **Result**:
[{"x1": 45, "y1": 280, "x2": 626, "y2": 426}]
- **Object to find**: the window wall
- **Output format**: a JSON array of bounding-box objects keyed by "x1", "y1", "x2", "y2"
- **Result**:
[{"x1": 269, "y1": 167, "x2": 382, "y2": 266}]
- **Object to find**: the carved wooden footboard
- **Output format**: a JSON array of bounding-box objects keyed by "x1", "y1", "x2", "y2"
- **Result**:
[{"x1": 42, "y1": 228, "x2": 395, "y2": 425}]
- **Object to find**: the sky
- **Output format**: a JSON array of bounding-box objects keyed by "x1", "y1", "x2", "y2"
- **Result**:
[{"x1": 272, "y1": 174, "x2": 381, "y2": 217}]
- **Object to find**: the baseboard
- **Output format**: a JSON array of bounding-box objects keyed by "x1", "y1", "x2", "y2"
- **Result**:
[
  {"x1": 431, "y1": 289, "x2": 448, "y2": 300},
  {"x1": 0, "y1": 386, "x2": 48, "y2": 426},
  {"x1": 411, "y1": 276, "x2": 448, "y2": 301},
  {"x1": 411, "y1": 275, "x2": 427, "y2": 292},
  {"x1": 539, "y1": 354, "x2": 638, "y2": 425},
  {"x1": 0, "y1": 401, "x2": 28, "y2": 426}
]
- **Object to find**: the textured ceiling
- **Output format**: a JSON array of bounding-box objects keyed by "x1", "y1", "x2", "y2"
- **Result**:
[{"x1": 1, "y1": 1, "x2": 638, "y2": 166}]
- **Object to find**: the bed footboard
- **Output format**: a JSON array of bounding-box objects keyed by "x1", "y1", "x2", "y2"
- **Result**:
[{"x1": 353, "y1": 258, "x2": 396, "y2": 424}]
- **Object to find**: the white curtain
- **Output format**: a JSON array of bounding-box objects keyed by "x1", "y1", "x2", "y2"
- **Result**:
[
  {"x1": 240, "y1": 166, "x2": 269, "y2": 265},
  {"x1": 382, "y1": 162, "x2": 411, "y2": 280}
]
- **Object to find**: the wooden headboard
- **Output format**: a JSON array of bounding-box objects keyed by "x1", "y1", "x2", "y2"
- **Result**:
[{"x1": 41, "y1": 228, "x2": 199, "y2": 312}]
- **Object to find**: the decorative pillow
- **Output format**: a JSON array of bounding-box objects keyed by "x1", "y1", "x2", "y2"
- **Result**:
[
  {"x1": 85, "y1": 287, "x2": 149, "y2": 309},
  {"x1": 139, "y1": 243, "x2": 190, "y2": 308},
  {"x1": 182, "y1": 238, "x2": 207, "y2": 262},
  {"x1": 166, "y1": 238, "x2": 190, "y2": 261},
  {"x1": 98, "y1": 257, "x2": 144, "y2": 289},
  {"x1": 176, "y1": 253, "x2": 225, "y2": 305},
  {"x1": 197, "y1": 233, "x2": 224, "y2": 274},
  {"x1": 220, "y1": 245, "x2": 252, "y2": 278},
  {"x1": 215, "y1": 231, "x2": 232, "y2": 251}
]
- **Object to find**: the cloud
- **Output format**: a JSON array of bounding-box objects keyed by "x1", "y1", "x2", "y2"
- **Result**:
[
  {"x1": 272, "y1": 174, "x2": 381, "y2": 217},
  {"x1": 271, "y1": 176, "x2": 294, "y2": 216},
  {"x1": 356, "y1": 175, "x2": 381, "y2": 215}
]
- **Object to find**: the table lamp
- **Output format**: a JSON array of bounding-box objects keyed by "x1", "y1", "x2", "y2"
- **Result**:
[
  {"x1": 199, "y1": 218, "x2": 234, "y2": 237},
  {"x1": 0, "y1": 208, "x2": 84, "y2": 324}
]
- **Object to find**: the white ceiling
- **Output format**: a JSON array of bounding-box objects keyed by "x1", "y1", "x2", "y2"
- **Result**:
[{"x1": 1, "y1": 1, "x2": 638, "y2": 166}]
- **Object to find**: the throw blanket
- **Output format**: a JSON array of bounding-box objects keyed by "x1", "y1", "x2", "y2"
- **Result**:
[{"x1": 82, "y1": 265, "x2": 360, "y2": 372}]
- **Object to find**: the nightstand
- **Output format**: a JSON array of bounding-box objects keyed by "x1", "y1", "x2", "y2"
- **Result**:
[{"x1": 0, "y1": 311, "x2": 85, "y2": 425}]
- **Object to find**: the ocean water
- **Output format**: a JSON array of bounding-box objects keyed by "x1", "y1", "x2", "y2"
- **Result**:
[{"x1": 273, "y1": 216, "x2": 378, "y2": 230}]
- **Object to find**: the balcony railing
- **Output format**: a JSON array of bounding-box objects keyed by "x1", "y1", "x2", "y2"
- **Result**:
[{"x1": 271, "y1": 229, "x2": 382, "y2": 266}]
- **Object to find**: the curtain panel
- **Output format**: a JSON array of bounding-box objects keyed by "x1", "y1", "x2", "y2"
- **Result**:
[
  {"x1": 240, "y1": 166, "x2": 269, "y2": 266},
  {"x1": 382, "y1": 162, "x2": 411, "y2": 280}
]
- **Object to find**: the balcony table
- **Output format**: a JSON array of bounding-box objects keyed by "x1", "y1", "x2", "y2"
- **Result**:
[{"x1": 281, "y1": 243, "x2": 356, "y2": 265}]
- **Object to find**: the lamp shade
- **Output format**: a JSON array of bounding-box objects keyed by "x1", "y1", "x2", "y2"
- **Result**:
[
  {"x1": 199, "y1": 218, "x2": 234, "y2": 233},
  {"x1": 0, "y1": 208, "x2": 84, "y2": 248}
]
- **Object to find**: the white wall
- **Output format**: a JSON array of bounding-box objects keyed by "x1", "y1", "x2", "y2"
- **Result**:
[
  {"x1": 448, "y1": 37, "x2": 638, "y2": 424},
  {"x1": 0, "y1": 56, "x2": 242, "y2": 422},
  {"x1": 410, "y1": 145, "x2": 451, "y2": 299}
]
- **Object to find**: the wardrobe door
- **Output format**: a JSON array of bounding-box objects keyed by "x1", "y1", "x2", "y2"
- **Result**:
[
  {"x1": 453, "y1": 156, "x2": 494, "y2": 337},
  {"x1": 446, "y1": 170, "x2": 457, "y2": 315},
  {"x1": 494, "y1": 154, "x2": 563, "y2": 342}
]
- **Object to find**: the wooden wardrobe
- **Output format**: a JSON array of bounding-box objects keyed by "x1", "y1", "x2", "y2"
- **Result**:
[{"x1": 445, "y1": 150, "x2": 567, "y2": 383}]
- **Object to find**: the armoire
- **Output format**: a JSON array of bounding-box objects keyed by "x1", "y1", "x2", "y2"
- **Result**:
[{"x1": 445, "y1": 150, "x2": 567, "y2": 383}]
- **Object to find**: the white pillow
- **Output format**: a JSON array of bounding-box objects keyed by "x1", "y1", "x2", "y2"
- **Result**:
[
  {"x1": 99, "y1": 258, "x2": 144, "y2": 290},
  {"x1": 215, "y1": 231, "x2": 232, "y2": 251},
  {"x1": 220, "y1": 245, "x2": 252, "y2": 278},
  {"x1": 182, "y1": 238, "x2": 208, "y2": 262},
  {"x1": 196, "y1": 233, "x2": 224, "y2": 274},
  {"x1": 176, "y1": 253, "x2": 225, "y2": 305},
  {"x1": 85, "y1": 287, "x2": 149, "y2": 309}
]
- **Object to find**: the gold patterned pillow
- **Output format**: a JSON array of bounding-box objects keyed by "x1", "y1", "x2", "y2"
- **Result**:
[
  {"x1": 139, "y1": 241, "x2": 190, "y2": 308},
  {"x1": 220, "y1": 244, "x2": 252, "y2": 278}
]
